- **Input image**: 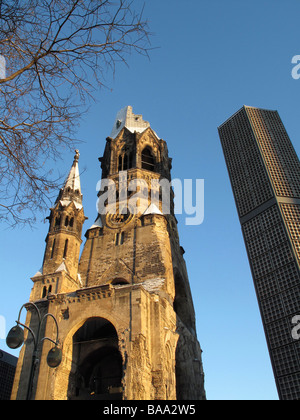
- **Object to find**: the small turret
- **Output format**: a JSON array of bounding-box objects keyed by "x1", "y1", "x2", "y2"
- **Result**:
[{"x1": 30, "y1": 151, "x2": 86, "y2": 301}]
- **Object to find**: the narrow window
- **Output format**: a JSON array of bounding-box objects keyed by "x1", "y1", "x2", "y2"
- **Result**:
[
  {"x1": 63, "y1": 239, "x2": 69, "y2": 259},
  {"x1": 118, "y1": 155, "x2": 123, "y2": 172},
  {"x1": 123, "y1": 154, "x2": 128, "y2": 170},
  {"x1": 50, "y1": 239, "x2": 56, "y2": 259},
  {"x1": 65, "y1": 216, "x2": 69, "y2": 227},
  {"x1": 128, "y1": 153, "x2": 133, "y2": 169},
  {"x1": 42, "y1": 286, "x2": 47, "y2": 299},
  {"x1": 69, "y1": 218, "x2": 74, "y2": 228},
  {"x1": 115, "y1": 232, "x2": 125, "y2": 246}
]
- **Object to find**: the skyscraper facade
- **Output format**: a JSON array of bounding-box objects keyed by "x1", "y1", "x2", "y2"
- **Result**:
[
  {"x1": 0, "y1": 350, "x2": 17, "y2": 400},
  {"x1": 218, "y1": 106, "x2": 300, "y2": 400}
]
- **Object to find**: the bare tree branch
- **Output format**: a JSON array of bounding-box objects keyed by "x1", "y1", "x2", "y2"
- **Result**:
[{"x1": 0, "y1": 0, "x2": 151, "y2": 227}]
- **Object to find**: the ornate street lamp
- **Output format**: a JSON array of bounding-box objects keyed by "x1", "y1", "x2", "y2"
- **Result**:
[{"x1": 6, "y1": 302, "x2": 62, "y2": 400}]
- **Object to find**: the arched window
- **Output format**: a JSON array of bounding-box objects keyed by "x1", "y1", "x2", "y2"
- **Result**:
[
  {"x1": 42, "y1": 285, "x2": 52, "y2": 299},
  {"x1": 118, "y1": 152, "x2": 134, "y2": 172},
  {"x1": 141, "y1": 148, "x2": 155, "y2": 171}
]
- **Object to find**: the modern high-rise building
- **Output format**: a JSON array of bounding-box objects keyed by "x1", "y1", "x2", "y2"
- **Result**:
[
  {"x1": 0, "y1": 350, "x2": 18, "y2": 400},
  {"x1": 218, "y1": 106, "x2": 300, "y2": 400},
  {"x1": 10, "y1": 106, "x2": 206, "y2": 400}
]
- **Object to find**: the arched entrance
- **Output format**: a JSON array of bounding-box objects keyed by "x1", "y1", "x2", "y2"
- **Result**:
[{"x1": 67, "y1": 317, "x2": 123, "y2": 400}]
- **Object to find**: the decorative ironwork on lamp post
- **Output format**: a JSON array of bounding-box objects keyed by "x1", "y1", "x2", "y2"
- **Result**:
[{"x1": 6, "y1": 302, "x2": 62, "y2": 400}]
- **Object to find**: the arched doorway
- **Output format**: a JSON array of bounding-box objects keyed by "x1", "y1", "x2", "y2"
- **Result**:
[{"x1": 67, "y1": 318, "x2": 123, "y2": 400}]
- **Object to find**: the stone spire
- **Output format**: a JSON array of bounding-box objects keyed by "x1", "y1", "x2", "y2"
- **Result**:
[
  {"x1": 64, "y1": 149, "x2": 81, "y2": 191},
  {"x1": 56, "y1": 149, "x2": 83, "y2": 209},
  {"x1": 36, "y1": 149, "x2": 86, "y2": 281}
]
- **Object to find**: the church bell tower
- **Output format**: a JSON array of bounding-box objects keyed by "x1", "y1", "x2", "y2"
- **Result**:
[{"x1": 11, "y1": 106, "x2": 206, "y2": 400}]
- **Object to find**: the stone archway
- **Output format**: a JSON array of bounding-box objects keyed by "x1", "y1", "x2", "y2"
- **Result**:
[{"x1": 67, "y1": 317, "x2": 123, "y2": 400}]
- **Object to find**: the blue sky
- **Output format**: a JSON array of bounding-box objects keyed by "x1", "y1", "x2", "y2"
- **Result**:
[{"x1": 1, "y1": 0, "x2": 300, "y2": 400}]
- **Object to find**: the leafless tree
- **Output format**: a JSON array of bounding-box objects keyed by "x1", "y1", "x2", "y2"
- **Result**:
[{"x1": 0, "y1": 0, "x2": 150, "y2": 227}]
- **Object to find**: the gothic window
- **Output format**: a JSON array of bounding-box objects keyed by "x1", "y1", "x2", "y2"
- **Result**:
[
  {"x1": 118, "y1": 152, "x2": 134, "y2": 172},
  {"x1": 55, "y1": 216, "x2": 61, "y2": 227},
  {"x1": 63, "y1": 239, "x2": 69, "y2": 259},
  {"x1": 65, "y1": 216, "x2": 69, "y2": 227},
  {"x1": 42, "y1": 285, "x2": 52, "y2": 299},
  {"x1": 69, "y1": 217, "x2": 74, "y2": 228},
  {"x1": 141, "y1": 147, "x2": 155, "y2": 171}
]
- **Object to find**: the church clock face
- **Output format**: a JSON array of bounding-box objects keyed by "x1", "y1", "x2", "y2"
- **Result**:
[{"x1": 106, "y1": 206, "x2": 134, "y2": 228}]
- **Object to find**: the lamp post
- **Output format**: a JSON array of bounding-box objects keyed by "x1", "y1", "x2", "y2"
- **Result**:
[{"x1": 6, "y1": 302, "x2": 62, "y2": 400}]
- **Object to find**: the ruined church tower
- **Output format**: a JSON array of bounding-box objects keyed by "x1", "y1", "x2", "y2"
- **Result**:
[{"x1": 11, "y1": 106, "x2": 206, "y2": 400}]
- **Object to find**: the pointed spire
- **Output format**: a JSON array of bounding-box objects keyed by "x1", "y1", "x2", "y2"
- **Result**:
[
  {"x1": 55, "y1": 150, "x2": 83, "y2": 209},
  {"x1": 64, "y1": 149, "x2": 81, "y2": 194}
]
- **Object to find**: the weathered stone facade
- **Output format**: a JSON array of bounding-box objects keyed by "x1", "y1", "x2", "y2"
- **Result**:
[{"x1": 11, "y1": 106, "x2": 206, "y2": 400}]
